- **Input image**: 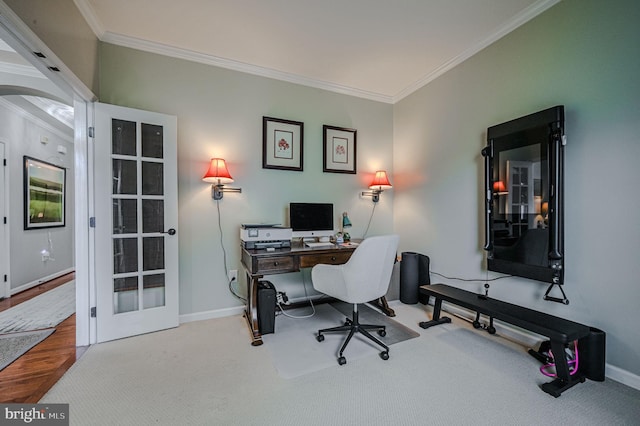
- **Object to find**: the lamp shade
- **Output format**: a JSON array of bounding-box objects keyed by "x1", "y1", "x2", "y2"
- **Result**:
[
  {"x1": 493, "y1": 181, "x2": 507, "y2": 193},
  {"x1": 369, "y1": 170, "x2": 392, "y2": 189},
  {"x1": 541, "y1": 202, "x2": 549, "y2": 215},
  {"x1": 202, "y1": 158, "x2": 234, "y2": 184}
]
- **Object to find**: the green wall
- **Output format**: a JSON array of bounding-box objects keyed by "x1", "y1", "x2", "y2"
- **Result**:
[
  {"x1": 99, "y1": 44, "x2": 394, "y2": 316},
  {"x1": 394, "y1": 0, "x2": 640, "y2": 378}
]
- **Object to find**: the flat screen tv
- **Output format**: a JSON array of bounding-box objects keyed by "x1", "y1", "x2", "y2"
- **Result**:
[
  {"x1": 289, "y1": 202, "x2": 334, "y2": 239},
  {"x1": 482, "y1": 106, "x2": 565, "y2": 289}
]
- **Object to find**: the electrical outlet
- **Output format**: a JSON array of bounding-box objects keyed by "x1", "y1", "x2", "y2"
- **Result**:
[
  {"x1": 41, "y1": 249, "x2": 50, "y2": 262},
  {"x1": 228, "y1": 269, "x2": 238, "y2": 282}
]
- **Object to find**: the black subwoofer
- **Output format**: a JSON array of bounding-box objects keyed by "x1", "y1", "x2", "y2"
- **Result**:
[
  {"x1": 257, "y1": 281, "x2": 276, "y2": 334},
  {"x1": 400, "y1": 252, "x2": 430, "y2": 304}
]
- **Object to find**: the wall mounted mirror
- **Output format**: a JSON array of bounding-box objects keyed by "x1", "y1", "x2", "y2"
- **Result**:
[{"x1": 482, "y1": 106, "x2": 565, "y2": 292}]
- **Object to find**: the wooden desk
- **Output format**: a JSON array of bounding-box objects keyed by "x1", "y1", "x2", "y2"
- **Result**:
[{"x1": 241, "y1": 241, "x2": 395, "y2": 346}]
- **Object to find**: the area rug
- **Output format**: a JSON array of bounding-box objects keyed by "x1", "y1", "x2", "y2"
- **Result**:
[
  {"x1": 0, "y1": 281, "x2": 75, "y2": 333},
  {"x1": 262, "y1": 302, "x2": 419, "y2": 379},
  {"x1": 0, "y1": 328, "x2": 55, "y2": 371}
]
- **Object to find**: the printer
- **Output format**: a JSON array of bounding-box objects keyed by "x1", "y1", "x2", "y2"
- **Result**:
[{"x1": 240, "y1": 224, "x2": 292, "y2": 249}]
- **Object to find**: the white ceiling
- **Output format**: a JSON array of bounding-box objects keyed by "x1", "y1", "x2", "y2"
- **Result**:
[
  {"x1": 77, "y1": 0, "x2": 559, "y2": 103},
  {"x1": 0, "y1": 39, "x2": 74, "y2": 139}
]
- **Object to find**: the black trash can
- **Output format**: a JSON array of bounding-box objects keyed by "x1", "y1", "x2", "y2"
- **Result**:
[
  {"x1": 399, "y1": 252, "x2": 430, "y2": 304},
  {"x1": 578, "y1": 327, "x2": 606, "y2": 382}
]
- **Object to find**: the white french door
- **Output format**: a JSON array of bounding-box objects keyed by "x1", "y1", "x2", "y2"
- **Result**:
[
  {"x1": 506, "y1": 160, "x2": 535, "y2": 237},
  {"x1": 94, "y1": 103, "x2": 178, "y2": 343}
]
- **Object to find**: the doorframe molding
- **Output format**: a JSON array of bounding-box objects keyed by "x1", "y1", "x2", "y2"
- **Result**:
[
  {"x1": 0, "y1": 140, "x2": 9, "y2": 299},
  {"x1": 0, "y1": 1, "x2": 97, "y2": 346}
]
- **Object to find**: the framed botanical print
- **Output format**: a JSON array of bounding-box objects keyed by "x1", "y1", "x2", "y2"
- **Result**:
[
  {"x1": 23, "y1": 156, "x2": 66, "y2": 229},
  {"x1": 262, "y1": 116, "x2": 304, "y2": 171},
  {"x1": 323, "y1": 125, "x2": 356, "y2": 174}
]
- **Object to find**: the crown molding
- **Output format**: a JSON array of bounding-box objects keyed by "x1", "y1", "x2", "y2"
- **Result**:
[
  {"x1": 0, "y1": 97, "x2": 73, "y2": 142},
  {"x1": 101, "y1": 31, "x2": 394, "y2": 104},
  {"x1": 74, "y1": 0, "x2": 559, "y2": 105},
  {"x1": 393, "y1": 0, "x2": 561, "y2": 103},
  {"x1": 73, "y1": 0, "x2": 105, "y2": 38}
]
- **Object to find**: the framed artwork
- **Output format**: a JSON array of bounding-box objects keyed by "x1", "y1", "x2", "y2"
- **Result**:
[
  {"x1": 262, "y1": 116, "x2": 304, "y2": 171},
  {"x1": 23, "y1": 156, "x2": 66, "y2": 230},
  {"x1": 323, "y1": 125, "x2": 357, "y2": 174}
]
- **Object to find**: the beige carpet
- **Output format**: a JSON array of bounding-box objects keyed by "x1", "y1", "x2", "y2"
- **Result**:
[
  {"x1": 41, "y1": 302, "x2": 640, "y2": 426},
  {"x1": 262, "y1": 303, "x2": 419, "y2": 378}
]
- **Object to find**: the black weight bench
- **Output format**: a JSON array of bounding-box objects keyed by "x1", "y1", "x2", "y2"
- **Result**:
[{"x1": 419, "y1": 284, "x2": 600, "y2": 397}]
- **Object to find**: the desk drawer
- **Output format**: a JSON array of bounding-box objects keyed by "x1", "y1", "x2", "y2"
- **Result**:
[
  {"x1": 257, "y1": 256, "x2": 295, "y2": 273},
  {"x1": 300, "y1": 252, "x2": 351, "y2": 268}
]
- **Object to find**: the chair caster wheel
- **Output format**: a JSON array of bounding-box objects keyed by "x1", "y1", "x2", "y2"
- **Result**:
[
  {"x1": 338, "y1": 356, "x2": 347, "y2": 365},
  {"x1": 473, "y1": 321, "x2": 481, "y2": 329},
  {"x1": 378, "y1": 329, "x2": 386, "y2": 337},
  {"x1": 316, "y1": 334, "x2": 325, "y2": 342},
  {"x1": 380, "y1": 351, "x2": 389, "y2": 361},
  {"x1": 487, "y1": 326, "x2": 496, "y2": 335}
]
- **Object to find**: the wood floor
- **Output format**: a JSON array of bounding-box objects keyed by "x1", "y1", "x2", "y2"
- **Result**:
[{"x1": 0, "y1": 273, "x2": 85, "y2": 403}]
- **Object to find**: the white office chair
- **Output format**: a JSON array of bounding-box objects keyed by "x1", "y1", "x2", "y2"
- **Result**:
[{"x1": 312, "y1": 234, "x2": 399, "y2": 365}]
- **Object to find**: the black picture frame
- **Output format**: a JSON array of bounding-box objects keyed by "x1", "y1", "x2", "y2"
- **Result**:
[
  {"x1": 23, "y1": 156, "x2": 66, "y2": 230},
  {"x1": 262, "y1": 116, "x2": 304, "y2": 171},
  {"x1": 323, "y1": 125, "x2": 357, "y2": 174}
]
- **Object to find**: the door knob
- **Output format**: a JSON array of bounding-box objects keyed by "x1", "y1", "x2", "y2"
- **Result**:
[{"x1": 162, "y1": 228, "x2": 176, "y2": 235}]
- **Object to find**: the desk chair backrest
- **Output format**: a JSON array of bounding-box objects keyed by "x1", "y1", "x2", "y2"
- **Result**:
[{"x1": 312, "y1": 234, "x2": 399, "y2": 304}]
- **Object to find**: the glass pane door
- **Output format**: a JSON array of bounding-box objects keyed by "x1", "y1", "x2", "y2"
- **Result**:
[
  {"x1": 95, "y1": 102, "x2": 178, "y2": 343},
  {"x1": 111, "y1": 120, "x2": 167, "y2": 314}
]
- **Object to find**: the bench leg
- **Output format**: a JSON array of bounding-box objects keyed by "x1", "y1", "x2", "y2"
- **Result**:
[
  {"x1": 419, "y1": 298, "x2": 452, "y2": 329},
  {"x1": 540, "y1": 340, "x2": 586, "y2": 397}
]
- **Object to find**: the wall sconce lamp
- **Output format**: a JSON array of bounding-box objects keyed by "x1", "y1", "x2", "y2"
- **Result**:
[
  {"x1": 492, "y1": 181, "x2": 508, "y2": 196},
  {"x1": 361, "y1": 170, "x2": 392, "y2": 203},
  {"x1": 202, "y1": 158, "x2": 242, "y2": 200}
]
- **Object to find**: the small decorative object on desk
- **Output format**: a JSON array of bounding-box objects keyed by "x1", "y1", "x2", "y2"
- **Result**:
[
  {"x1": 335, "y1": 232, "x2": 344, "y2": 244},
  {"x1": 340, "y1": 242, "x2": 359, "y2": 247},
  {"x1": 341, "y1": 212, "x2": 352, "y2": 241}
]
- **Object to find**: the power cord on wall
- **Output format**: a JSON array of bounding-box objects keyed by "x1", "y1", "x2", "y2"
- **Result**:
[
  {"x1": 41, "y1": 231, "x2": 56, "y2": 263},
  {"x1": 429, "y1": 269, "x2": 512, "y2": 300},
  {"x1": 430, "y1": 270, "x2": 512, "y2": 283},
  {"x1": 216, "y1": 199, "x2": 246, "y2": 302},
  {"x1": 362, "y1": 202, "x2": 377, "y2": 238}
]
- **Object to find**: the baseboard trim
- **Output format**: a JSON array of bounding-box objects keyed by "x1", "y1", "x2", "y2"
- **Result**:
[
  {"x1": 179, "y1": 305, "x2": 245, "y2": 324},
  {"x1": 605, "y1": 364, "x2": 640, "y2": 390},
  {"x1": 438, "y1": 302, "x2": 640, "y2": 391},
  {"x1": 11, "y1": 267, "x2": 75, "y2": 295}
]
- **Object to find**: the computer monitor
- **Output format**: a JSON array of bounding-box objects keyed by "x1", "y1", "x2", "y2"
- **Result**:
[{"x1": 289, "y1": 203, "x2": 334, "y2": 239}]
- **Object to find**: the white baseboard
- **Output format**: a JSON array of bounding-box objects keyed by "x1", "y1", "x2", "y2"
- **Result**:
[
  {"x1": 179, "y1": 305, "x2": 245, "y2": 324},
  {"x1": 438, "y1": 302, "x2": 640, "y2": 391},
  {"x1": 606, "y1": 364, "x2": 640, "y2": 390},
  {"x1": 10, "y1": 267, "x2": 75, "y2": 295}
]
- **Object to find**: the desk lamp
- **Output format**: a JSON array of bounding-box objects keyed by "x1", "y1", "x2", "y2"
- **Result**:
[{"x1": 341, "y1": 212, "x2": 352, "y2": 241}]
